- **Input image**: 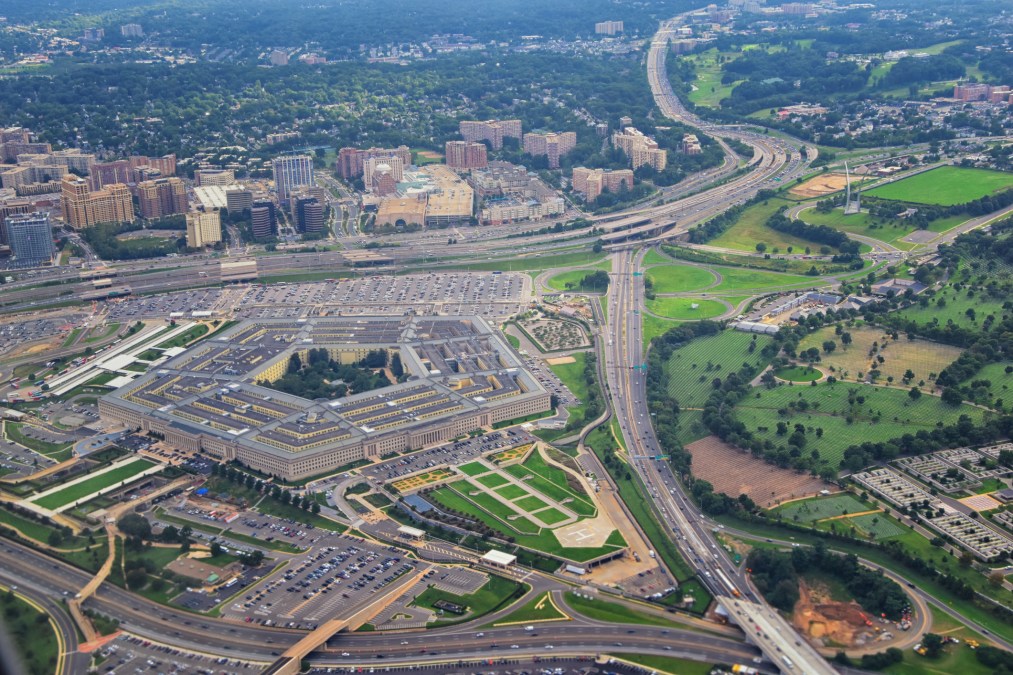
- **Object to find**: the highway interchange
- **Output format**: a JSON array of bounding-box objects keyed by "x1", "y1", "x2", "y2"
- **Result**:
[{"x1": 1, "y1": 11, "x2": 1009, "y2": 675}]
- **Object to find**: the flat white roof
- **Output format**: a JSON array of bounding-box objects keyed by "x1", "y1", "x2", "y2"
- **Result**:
[
  {"x1": 107, "y1": 375, "x2": 137, "y2": 389},
  {"x1": 163, "y1": 347, "x2": 187, "y2": 357},
  {"x1": 397, "y1": 525, "x2": 425, "y2": 538},
  {"x1": 481, "y1": 550, "x2": 517, "y2": 566},
  {"x1": 100, "y1": 354, "x2": 136, "y2": 371}
]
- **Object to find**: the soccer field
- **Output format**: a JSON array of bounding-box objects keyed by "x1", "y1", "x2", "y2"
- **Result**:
[{"x1": 865, "y1": 166, "x2": 1013, "y2": 206}]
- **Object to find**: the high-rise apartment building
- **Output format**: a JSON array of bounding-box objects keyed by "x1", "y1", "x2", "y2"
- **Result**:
[
  {"x1": 571, "y1": 167, "x2": 634, "y2": 202},
  {"x1": 61, "y1": 176, "x2": 133, "y2": 229},
  {"x1": 89, "y1": 160, "x2": 132, "y2": 190},
  {"x1": 4, "y1": 212, "x2": 54, "y2": 265},
  {"x1": 612, "y1": 127, "x2": 667, "y2": 171},
  {"x1": 336, "y1": 146, "x2": 412, "y2": 180},
  {"x1": 293, "y1": 196, "x2": 324, "y2": 235},
  {"x1": 681, "y1": 134, "x2": 702, "y2": 155},
  {"x1": 185, "y1": 210, "x2": 222, "y2": 248},
  {"x1": 137, "y1": 177, "x2": 187, "y2": 219},
  {"x1": 272, "y1": 155, "x2": 314, "y2": 203},
  {"x1": 522, "y1": 131, "x2": 577, "y2": 169},
  {"x1": 251, "y1": 200, "x2": 277, "y2": 239},
  {"x1": 444, "y1": 141, "x2": 488, "y2": 170},
  {"x1": 0, "y1": 198, "x2": 35, "y2": 246},
  {"x1": 459, "y1": 119, "x2": 522, "y2": 150},
  {"x1": 595, "y1": 20, "x2": 624, "y2": 35},
  {"x1": 120, "y1": 24, "x2": 144, "y2": 37},
  {"x1": 195, "y1": 169, "x2": 236, "y2": 187},
  {"x1": 270, "y1": 50, "x2": 290, "y2": 66}
]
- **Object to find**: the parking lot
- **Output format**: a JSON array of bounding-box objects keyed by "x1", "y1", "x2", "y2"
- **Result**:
[
  {"x1": 94, "y1": 633, "x2": 262, "y2": 675},
  {"x1": 0, "y1": 433, "x2": 57, "y2": 478},
  {"x1": 103, "y1": 273, "x2": 530, "y2": 322},
  {"x1": 219, "y1": 530, "x2": 428, "y2": 626},
  {"x1": 0, "y1": 312, "x2": 88, "y2": 357},
  {"x1": 361, "y1": 428, "x2": 538, "y2": 485}
]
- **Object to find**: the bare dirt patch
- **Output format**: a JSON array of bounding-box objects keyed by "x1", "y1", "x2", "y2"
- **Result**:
[
  {"x1": 545, "y1": 356, "x2": 577, "y2": 366},
  {"x1": 793, "y1": 579, "x2": 891, "y2": 649},
  {"x1": 789, "y1": 173, "x2": 850, "y2": 199},
  {"x1": 686, "y1": 435, "x2": 830, "y2": 508}
]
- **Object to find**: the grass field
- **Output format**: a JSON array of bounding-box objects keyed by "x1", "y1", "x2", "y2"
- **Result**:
[
  {"x1": 4, "y1": 422, "x2": 73, "y2": 460},
  {"x1": 477, "y1": 473, "x2": 510, "y2": 489},
  {"x1": 458, "y1": 461, "x2": 488, "y2": 477},
  {"x1": 893, "y1": 287, "x2": 1010, "y2": 330},
  {"x1": 663, "y1": 331, "x2": 774, "y2": 444},
  {"x1": 494, "y1": 591, "x2": 568, "y2": 625},
  {"x1": 645, "y1": 264, "x2": 716, "y2": 293},
  {"x1": 494, "y1": 483, "x2": 528, "y2": 500},
  {"x1": 503, "y1": 448, "x2": 597, "y2": 517},
  {"x1": 613, "y1": 654, "x2": 714, "y2": 675},
  {"x1": 565, "y1": 592, "x2": 688, "y2": 629},
  {"x1": 412, "y1": 574, "x2": 524, "y2": 627},
  {"x1": 845, "y1": 512, "x2": 907, "y2": 540},
  {"x1": 0, "y1": 589, "x2": 60, "y2": 675},
  {"x1": 733, "y1": 382, "x2": 991, "y2": 468},
  {"x1": 546, "y1": 267, "x2": 610, "y2": 293},
  {"x1": 775, "y1": 365, "x2": 823, "y2": 382},
  {"x1": 642, "y1": 248, "x2": 674, "y2": 266},
  {"x1": 960, "y1": 361, "x2": 1012, "y2": 409},
  {"x1": 32, "y1": 459, "x2": 157, "y2": 510},
  {"x1": 799, "y1": 205, "x2": 967, "y2": 248},
  {"x1": 774, "y1": 493, "x2": 868, "y2": 522},
  {"x1": 646, "y1": 297, "x2": 726, "y2": 320},
  {"x1": 798, "y1": 325, "x2": 963, "y2": 384},
  {"x1": 709, "y1": 197, "x2": 832, "y2": 253},
  {"x1": 709, "y1": 266, "x2": 815, "y2": 293},
  {"x1": 865, "y1": 166, "x2": 1013, "y2": 206},
  {"x1": 548, "y1": 351, "x2": 592, "y2": 425},
  {"x1": 684, "y1": 48, "x2": 743, "y2": 108}
]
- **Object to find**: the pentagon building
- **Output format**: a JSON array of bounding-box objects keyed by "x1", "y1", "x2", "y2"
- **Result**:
[{"x1": 99, "y1": 316, "x2": 550, "y2": 481}]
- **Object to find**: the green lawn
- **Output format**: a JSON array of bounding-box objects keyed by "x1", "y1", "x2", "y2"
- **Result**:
[
  {"x1": 452, "y1": 250, "x2": 606, "y2": 273},
  {"x1": 642, "y1": 313, "x2": 678, "y2": 349},
  {"x1": 155, "y1": 323, "x2": 210, "y2": 350},
  {"x1": 502, "y1": 448, "x2": 597, "y2": 517},
  {"x1": 61, "y1": 327, "x2": 83, "y2": 348},
  {"x1": 893, "y1": 288, "x2": 1010, "y2": 333},
  {"x1": 457, "y1": 461, "x2": 489, "y2": 477},
  {"x1": 799, "y1": 205, "x2": 967, "y2": 248},
  {"x1": 514, "y1": 495, "x2": 549, "y2": 512},
  {"x1": 493, "y1": 590, "x2": 568, "y2": 624},
  {"x1": 494, "y1": 483, "x2": 528, "y2": 500},
  {"x1": 684, "y1": 48, "x2": 743, "y2": 109},
  {"x1": 548, "y1": 351, "x2": 592, "y2": 425},
  {"x1": 565, "y1": 592, "x2": 687, "y2": 629},
  {"x1": 774, "y1": 365, "x2": 823, "y2": 382},
  {"x1": 645, "y1": 264, "x2": 716, "y2": 293},
  {"x1": 710, "y1": 197, "x2": 831, "y2": 253},
  {"x1": 411, "y1": 574, "x2": 525, "y2": 627},
  {"x1": 709, "y1": 266, "x2": 815, "y2": 293},
  {"x1": 646, "y1": 297, "x2": 726, "y2": 320},
  {"x1": 642, "y1": 248, "x2": 674, "y2": 266},
  {"x1": 614, "y1": 654, "x2": 714, "y2": 675},
  {"x1": 83, "y1": 322, "x2": 121, "y2": 344},
  {"x1": 33, "y1": 459, "x2": 158, "y2": 510},
  {"x1": 845, "y1": 512, "x2": 908, "y2": 540},
  {"x1": 546, "y1": 267, "x2": 610, "y2": 293},
  {"x1": 733, "y1": 382, "x2": 992, "y2": 469},
  {"x1": 4, "y1": 422, "x2": 72, "y2": 457},
  {"x1": 476, "y1": 473, "x2": 510, "y2": 489},
  {"x1": 0, "y1": 589, "x2": 60, "y2": 675},
  {"x1": 774, "y1": 494, "x2": 869, "y2": 523},
  {"x1": 535, "y1": 507, "x2": 568, "y2": 525},
  {"x1": 865, "y1": 166, "x2": 1013, "y2": 206},
  {"x1": 960, "y1": 361, "x2": 1012, "y2": 411}
]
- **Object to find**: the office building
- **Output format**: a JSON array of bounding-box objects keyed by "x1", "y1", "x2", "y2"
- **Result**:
[
  {"x1": 195, "y1": 169, "x2": 235, "y2": 187},
  {"x1": 364, "y1": 155, "x2": 404, "y2": 188},
  {"x1": 120, "y1": 24, "x2": 144, "y2": 37},
  {"x1": 336, "y1": 146, "x2": 411, "y2": 180},
  {"x1": 270, "y1": 50, "x2": 290, "y2": 66},
  {"x1": 4, "y1": 212, "x2": 54, "y2": 265},
  {"x1": 225, "y1": 186, "x2": 254, "y2": 214},
  {"x1": 272, "y1": 155, "x2": 314, "y2": 203},
  {"x1": 445, "y1": 141, "x2": 488, "y2": 170},
  {"x1": 185, "y1": 210, "x2": 222, "y2": 248},
  {"x1": 0, "y1": 198, "x2": 36, "y2": 246},
  {"x1": 595, "y1": 20, "x2": 624, "y2": 35},
  {"x1": 612, "y1": 126, "x2": 667, "y2": 171},
  {"x1": 459, "y1": 119, "x2": 522, "y2": 150},
  {"x1": 522, "y1": 131, "x2": 577, "y2": 169},
  {"x1": 61, "y1": 176, "x2": 134, "y2": 229},
  {"x1": 572, "y1": 167, "x2": 634, "y2": 202},
  {"x1": 100, "y1": 316, "x2": 551, "y2": 482},
  {"x1": 251, "y1": 200, "x2": 277, "y2": 239},
  {"x1": 137, "y1": 177, "x2": 187, "y2": 220},
  {"x1": 293, "y1": 196, "x2": 324, "y2": 235}
]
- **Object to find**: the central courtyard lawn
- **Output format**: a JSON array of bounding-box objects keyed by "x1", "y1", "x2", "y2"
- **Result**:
[{"x1": 864, "y1": 166, "x2": 1013, "y2": 206}]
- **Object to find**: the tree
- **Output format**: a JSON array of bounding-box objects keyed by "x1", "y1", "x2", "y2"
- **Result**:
[
  {"x1": 210, "y1": 541, "x2": 224, "y2": 557},
  {"x1": 921, "y1": 633, "x2": 944, "y2": 658},
  {"x1": 840, "y1": 332, "x2": 852, "y2": 348},
  {"x1": 117, "y1": 513, "x2": 152, "y2": 541},
  {"x1": 908, "y1": 387, "x2": 922, "y2": 401},
  {"x1": 755, "y1": 242, "x2": 767, "y2": 253},
  {"x1": 822, "y1": 340, "x2": 836, "y2": 354},
  {"x1": 940, "y1": 388, "x2": 963, "y2": 406}
]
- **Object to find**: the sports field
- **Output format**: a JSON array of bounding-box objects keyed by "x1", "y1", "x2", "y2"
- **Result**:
[
  {"x1": 32, "y1": 458, "x2": 157, "y2": 510},
  {"x1": 645, "y1": 264, "x2": 715, "y2": 293},
  {"x1": 646, "y1": 297, "x2": 726, "y2": 320},
  {"x1": 865, "y1": 166, "x2": 1013, "y2": 206},
  {"x1": 732, "y1": 382, "x2": 991, "y2": 468}
]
